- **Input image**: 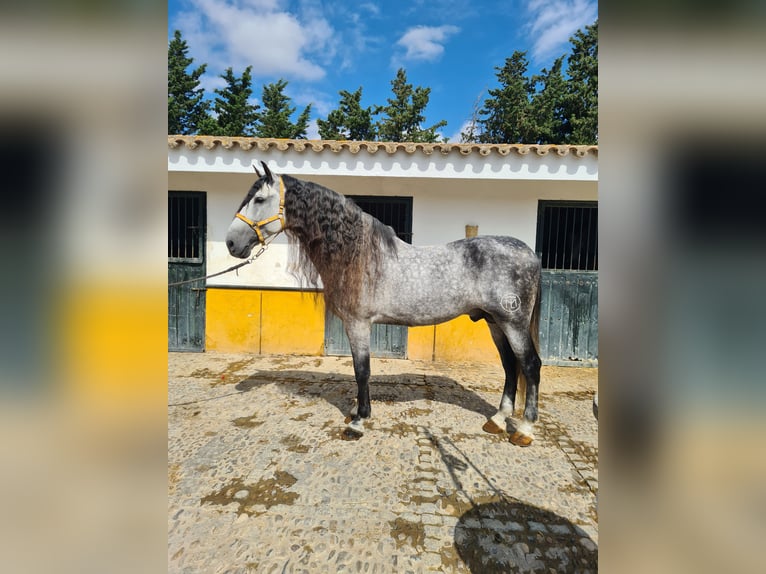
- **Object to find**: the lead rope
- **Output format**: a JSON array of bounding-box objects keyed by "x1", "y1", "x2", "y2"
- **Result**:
[{"x1": 167, "y1": 234, "x2": 278, "y2": 288}]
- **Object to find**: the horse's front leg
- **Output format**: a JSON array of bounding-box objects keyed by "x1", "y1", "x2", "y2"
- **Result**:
[{"x1": 345, "y1": 320, "x2": 372, "y2": 435}]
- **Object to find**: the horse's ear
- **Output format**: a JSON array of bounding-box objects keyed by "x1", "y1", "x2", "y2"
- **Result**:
[
  {"x1": 261, "y1": 161, "x2": 274, "y2": 184},
  {"x1": 252, "y1": 163, "x2": 262, "y2": 177}
]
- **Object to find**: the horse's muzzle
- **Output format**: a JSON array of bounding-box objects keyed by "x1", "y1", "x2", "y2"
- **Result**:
[{"x1": 226, "y1": 238, "x2": 252, "y2": 259}]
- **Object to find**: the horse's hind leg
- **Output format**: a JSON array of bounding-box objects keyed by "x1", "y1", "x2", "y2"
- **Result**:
[
  {"x1": 483, "y1": 322, "x2": 518, "y2": 435},
  {"x1": 504, "y1": 326, "x2": 541, "y2": 446},
  {"x1": 344, "y1": 320, "x2": 372, "y2": 434}
]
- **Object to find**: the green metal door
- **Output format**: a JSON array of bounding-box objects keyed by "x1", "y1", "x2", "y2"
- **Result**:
[
  {"x1": 168, "y1": 191, "x2": 206, "y2": 352},
  {"x1": 324, "y1": 196, "x2": 412, "y2": 358},
  {"x1": 536, "y1": 201, "x2": 598, "y2": 366},
  {"x1": 539, "y1": 271, "x2": 598, "y2": 365}
]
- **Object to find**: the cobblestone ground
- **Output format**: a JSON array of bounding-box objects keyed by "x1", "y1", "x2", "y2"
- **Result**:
[{"x1": 169, "y1": 353, "x2": 598, "y2": 573}]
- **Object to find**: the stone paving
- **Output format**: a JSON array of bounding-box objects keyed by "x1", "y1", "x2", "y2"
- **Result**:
[{"x1": 168, "y1": 353, "x2": 598, "y2": 573}]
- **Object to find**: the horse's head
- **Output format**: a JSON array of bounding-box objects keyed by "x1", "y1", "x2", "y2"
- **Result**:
[{"x1": 226, "y1": 162, "x2": 285, "y2": 258}]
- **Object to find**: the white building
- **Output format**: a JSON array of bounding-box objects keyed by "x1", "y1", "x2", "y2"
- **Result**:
[{"x1": 168, "y1": 136, "x2": 598, "y2": 365}]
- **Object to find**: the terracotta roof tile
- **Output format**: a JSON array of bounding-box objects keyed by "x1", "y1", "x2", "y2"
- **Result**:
[{"x1": 168, "y1": 136, "x2": 597, "y2": 158}]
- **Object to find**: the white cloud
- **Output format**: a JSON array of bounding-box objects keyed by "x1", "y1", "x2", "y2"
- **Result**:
[
  {"x1": 198, "y1": 74, "x2": 228, "y2": 96},
  {"x1": 359, "y1": 2, "x2": 380, "y2": 17},
  {"x1": 447, "y1": 120, "x2": 472, "y2": 144},
  {"x1": 291, "y1": 87, "x2": 333, "y2": 118},
  {"x1": 239, "y1": 0, "x2": 283, "y2": 9},
  {"x1": 524, "y1": 0, "x2": 597, "y2": 62},
  {"x1": 172, "y1": 0, "x2": 334, "y2": 81},
  {"x1": 395, "y1": 25, "x2": 460, "y2": 63}
]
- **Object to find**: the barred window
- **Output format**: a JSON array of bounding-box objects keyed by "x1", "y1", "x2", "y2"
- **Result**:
[
  {"x1": 536, "y1": 201, "x2": 598, "y2": 271},
  {"x1": 169, "y1": 192, "x2": 205, "y2": 262},
  {"x1": 348, "y1": 196, "x2": 413, "y2": 244}
]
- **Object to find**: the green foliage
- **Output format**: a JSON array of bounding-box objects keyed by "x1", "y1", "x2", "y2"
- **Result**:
[
  {"x1": 467, "y1": 20, "x2": 598, "y2": 145},
  {"x1": 375, "y1": 69, "x2": 447, "y2": 143},
  {"x1": 254, "y1": 79, "x2": 312, "y2": 139},
  {"x1": 167, "y1": 30, "x2": 209, "y2": 135},
  {"x1": 562, "y1": 20, "x2": 598, "y2": 144},
  {"x1": 477, "y1": 51, "x2": 537, "y2": 143},
  {"x1": 204, "y1": 66, "x2": 260, "y2": 136},
  {"x1": 530, "y1": 56, "x2": 568, "y2": 144},
  {"x1": 317, "y1": 87, "x2": 377, "y2": 141}
]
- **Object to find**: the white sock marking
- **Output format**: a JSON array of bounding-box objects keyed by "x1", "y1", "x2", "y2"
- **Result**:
[
  {"x1": 347, "y1": 418, "x2": 364, "y2": 433},
  {"x1": 517, "y1": 419, "x2": 534, "y2": 437},
  {"x1": 491, "y1": 396, "x2": 515, "y2": 427}
]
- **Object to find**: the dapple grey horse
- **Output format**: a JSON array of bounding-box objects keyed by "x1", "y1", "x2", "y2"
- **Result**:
[{"x1": 226, "y1": 163, "x2": 542, "y2": 446}]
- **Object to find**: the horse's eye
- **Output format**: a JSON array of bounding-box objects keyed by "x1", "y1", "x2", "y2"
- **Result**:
[{"x1": 254, "y1": 196, "x2": 266, "y2": 203}]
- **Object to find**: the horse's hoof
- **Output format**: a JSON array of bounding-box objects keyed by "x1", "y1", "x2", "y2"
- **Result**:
[
  {"x1": 341, "y1": 427, "x2": 363, "y2": 441},
  {"x1": 342, "y1": 417, "x2": 364, "y2": 440},
  {"x1": 344, "y1": 416, "x2": 352, "y2": 424},
  {"x1": 509, "y1": 431, "x2": 533, "y2": 447},
  {"x1": 482, "y1": 419, "x2": 504, "y2": 434}
]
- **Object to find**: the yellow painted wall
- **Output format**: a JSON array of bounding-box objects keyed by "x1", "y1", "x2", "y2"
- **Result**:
[
  {"x1": 205, "y1": 289, "x2": 262, "y2": 353},
  {"x1": 433, "y1": 315, "x2": 499, "y2": 362},
  {"x1": 206, "y1": 288, "x2": 499, "y2": 363},
  {"x1": 408, "y1": 325, "x2": 435, "y2": 361},
  {"x1": 261, "y1": 291, "x2": 325, "y2": 355},
  {"x1": 206, "y1": 288, "x2": 325, "y2": 355}
]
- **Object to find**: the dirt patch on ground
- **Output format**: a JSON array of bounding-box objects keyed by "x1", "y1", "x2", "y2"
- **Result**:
[
  {"x1": 231, "y1": 414, "x2": 265, "y2": 429},
  {"x1": 201, "y1": 471, "x2": 300, "y2": 517},
  {"x1": 195, "y1": 359, "x2": 255, "y2": 386},
  {"x1": 390, "y1": 517, "x2": 425, "y2": 551}
]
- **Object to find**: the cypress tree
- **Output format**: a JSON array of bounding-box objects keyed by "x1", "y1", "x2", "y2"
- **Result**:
[
  {"x1": 254, "y1": 79, "x2": 312, "y2": 139},
  {"x1": 318, "y1": 87, "x2": 377, "y2": 141},
  {"x1": 375, "y1": 69, "x2": 447, "y2": 143},
  {"x1": 167, "y1": 30, "x2": 209, "y2": 135},
  {"x1": 202, "y1": 66, "x2": 260, "y2": 136}
]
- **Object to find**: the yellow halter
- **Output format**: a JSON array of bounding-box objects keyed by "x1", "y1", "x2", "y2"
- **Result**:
[{"x1": 235, "y1": 176, "x2": 286, "y2": 245}]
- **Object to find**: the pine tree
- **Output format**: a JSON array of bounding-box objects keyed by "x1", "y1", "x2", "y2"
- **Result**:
[
  {"x1": 167, "y1": 30, "x2": 209, "y2": 135},
  {"x1": 203, "y1": 66, "x2": 260, "y2": 136},
  {"x1": 563, "y1": 20, "x2": 598, "y2": 144},
  {"x1": 530, "y1": 56, "x2": 568, "y2": 144},
  {"x1": 477, "y1": 51, "x2": 537, "y2": 143},
  {"x1": 254, "y1": 79, "x2": 312, "y2": 139},
  {"x1": 317, "y1": 87, "x2": 376, "y2": 141},
  {"x1": 375, "y1": 69, "x2": 447, "y2": 143}
]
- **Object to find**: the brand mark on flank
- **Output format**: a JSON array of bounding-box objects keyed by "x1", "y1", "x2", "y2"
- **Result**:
[{"x1": 501, "y1": 293, "x2": 521, "y2": 313}]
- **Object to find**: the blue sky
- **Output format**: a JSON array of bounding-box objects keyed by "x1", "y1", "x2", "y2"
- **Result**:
[{"x1": 168, "y1": 0, "x2": 597, "y2": 141}]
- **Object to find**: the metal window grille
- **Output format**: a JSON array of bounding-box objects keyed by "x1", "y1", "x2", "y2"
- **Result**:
[
  {"x1": 168, "y1": 192, "x2": 205, "y2": 262},
  {"x1": 536, "y1": 201, "x2": 598, "y2": 271},
  {"x1": 348, "y1": 196, "x2": 413, "y2": 244}
]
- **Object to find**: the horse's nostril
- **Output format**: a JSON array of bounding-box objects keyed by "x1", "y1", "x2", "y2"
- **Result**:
[{"x1": 226, "y1": 239, "x2": 234, "y2": 251}]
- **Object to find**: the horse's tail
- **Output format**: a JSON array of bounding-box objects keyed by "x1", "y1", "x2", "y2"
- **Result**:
[
  {"x1": 515, "y1": 279, "x2": 542, "y2": 414},
  {"x1": 530, "y1": 279, "x2": 541, "y2": 355}
]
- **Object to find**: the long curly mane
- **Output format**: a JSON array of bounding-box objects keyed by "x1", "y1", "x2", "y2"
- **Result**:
[{"x1": 281, "y1": 175, "x2": 398, "y2": 315}]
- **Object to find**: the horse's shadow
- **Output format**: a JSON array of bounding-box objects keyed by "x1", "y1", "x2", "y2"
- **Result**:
[
  {"x1": 426, "y1": 430, "x2": 598, "y2": 572},
  {"x1": 234, "y1": 369, "x2": 498, "y2": 421},
  {"x1": 453, "y1": 499, "x2": 598, "y2": 573}
]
